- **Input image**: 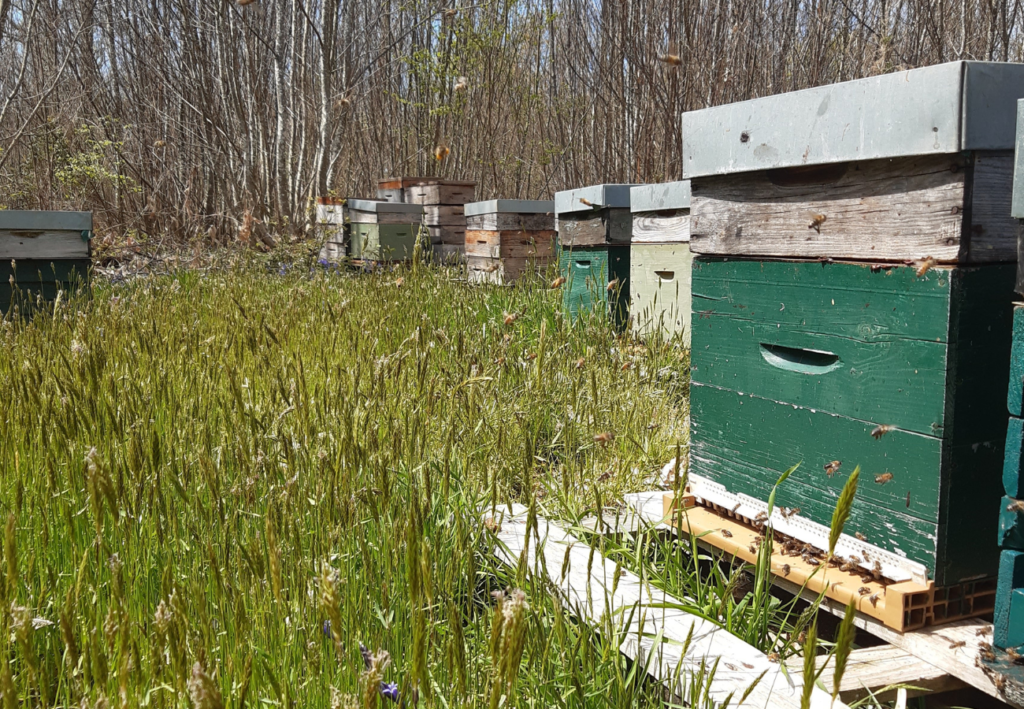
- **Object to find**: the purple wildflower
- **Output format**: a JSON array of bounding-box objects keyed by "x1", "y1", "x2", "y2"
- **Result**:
[{"x1": 379, "y1": 682, "x2": 399, "y2": 703}]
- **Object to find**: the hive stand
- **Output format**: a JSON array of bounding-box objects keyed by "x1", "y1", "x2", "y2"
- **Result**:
[
  {"x1": 464, "y1": 199, "x2": 555, "y2": 284},
  {"x1": 629, "y1": 182, "x2": 692, "y2": 343},
  {"x1": 0, "y1": 211, "x2": 92, "y2": 313},
  {"x1": 683, "y1": 60, "x2": 1024, "y2": 591},
  {"x1": 555, "y1": 184, "x2": 637, "y2": 331}
]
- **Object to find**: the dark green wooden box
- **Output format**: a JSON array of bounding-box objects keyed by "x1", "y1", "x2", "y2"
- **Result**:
[
  {"x1": 558, "y1": 245, "x2": 629, "y2": 331},
  {"x1": 690, "y1": 257, "x2": 1015, "y2": 586},
  {"x1": 1, "y1": 259, "x2": 90, "y2": 313}
]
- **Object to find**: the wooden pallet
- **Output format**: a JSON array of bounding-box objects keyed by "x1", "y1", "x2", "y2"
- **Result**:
[{"x1": 663, "y1": 492, "x2": 995, "y2": 632}]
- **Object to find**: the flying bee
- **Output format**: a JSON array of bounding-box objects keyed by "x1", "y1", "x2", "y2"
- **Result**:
[
  {"x1": 454, "y1": 76, "x2": 469, "y2": 93},
  {"x1": 495, "y1": 357, "x2": 506, "y2": 366},
  {"x1": 949, "y1": 640, "x2": 967, "y2": 650},
  {"x1": 483, "y1": 517, "x2": 501, "y2": 533},
  {"x1": 871, "y1": 424, "x2": 895, "y2": 439},
  {"x1": 1007, "y1": 500, "x2": 1024, "y2": 513},
  {"x1": 527, "y1": 352, "x2": 537, "y2": 361},
  {"x1": 875, "y1": 472, "x2": 894, "y2": 484},
  {"x1": 855, "y1": 532, "x2": 867, "y2": 542},
  {"x1": 781, "y1": 564, "x2": 791, "y2": 577},
  {"x1": 858, "y1": 586, "x2": 872, "y2": 595},
  {"x1": 503, "y1": 312, "x2": 518, "y2": 325},
  {"x1": 593, "y1": 432, "x2": 615, "y2": 446},
  {"x1": 915, "y1": 256, "x2": 936, "y2": 277},
  {"x1": 808, "y1": 213, "x2": 827, "y2": 233},
  {"x1": 823, "y1": 460, "x2": 842, "y2": 477},
  {"x1": 551, "y1": 276, "x2": 566, "y2": 289},
  {"x1": 434, "y1": 144, "x2": 451, "y2": 161},
  {"x1": 620, "y1": 361, "x2": 631, "y2": 371},
  {"x1": 579, "y1": 198, "x2": 594, "y2": 207},
  {"x1": 657, "y1": 43, "x2": 682, "y2": 66},
  {"x1": 721, "y1": 529, "x2": 733, "y2": 538},
  {"x1": 395, "y1": 277, "x2": 405, "y2": 287},
  {"x1": 768, "y1": 652, "x2": 780, "y2": 663},
  {"x1": 575, "y1": 357, "x2": 586, "y2": 369},
  {"x1": 443, "y1": 7, "x2": 457, "y2": 18},
  {"x1": 607, "y1": 278, "x2": 620, "y2": 291}
]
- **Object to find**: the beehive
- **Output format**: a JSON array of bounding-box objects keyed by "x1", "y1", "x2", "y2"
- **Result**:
[
  {"x1": 377, "y1": 177, "x2": 475, "y2": 263},
  {"x1": 629, "y1": 182, "x2": 691, "y2": 343},
  {"x1": 346, "y1": 199, "x2": 423, "y2": 262},
  {"x1": 316, "y1": 198, "x2": 346, "y2": 262},
  {"x1": 0, "y1": 211, "x2": 91, "y2": 312},
  {"x1": 686, "y1": 61, "x2": 1024, "y2": 589},
  {"x1": 464, "y1": 200, "x2": 555, "y2": 284},
  {"x1": 555, "y1": 184, "x2": 637, "y2": 330}
]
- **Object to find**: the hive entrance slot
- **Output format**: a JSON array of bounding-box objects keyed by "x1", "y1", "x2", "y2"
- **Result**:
[
  {"x1": 759, "y1": 343, "x2": 841, "y2": 374},
  {"x1": 655, "y1": 270, "x2": 675, "y2": 281}
]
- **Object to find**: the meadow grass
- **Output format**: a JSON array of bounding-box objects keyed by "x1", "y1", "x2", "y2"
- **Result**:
[{"x1": 0, "y1": 257, "x2": 855, "y2": 708}]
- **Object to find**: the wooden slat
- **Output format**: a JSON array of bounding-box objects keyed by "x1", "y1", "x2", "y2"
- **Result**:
[
  {"x1": 623, "y1": 491, "x2": 1013, "y2": 707},
  {"x1": 487, "y1": 504, "x2": 848, "y2": 709},
  {"x1": 785, "y1": 645, "x2": 963, "y2": 702},
  {"x1": 0, "y1": 230, "x2": 89, "y2": 259},
  {"x1": 406, "y1": 183, "x2": 476, "y2": 206},
  {"x1": 631, "y1": 211, "x2": 691, "y2": 243},
  {"x1": 558, "y1": 209, "x2": 632, "y2": 246},
  {"x1": 969, "y1": 152, "x2": 1016, "y2": 261},
  {"x1": 466, "y1": 213, "x2": 554, "y2": 231}
]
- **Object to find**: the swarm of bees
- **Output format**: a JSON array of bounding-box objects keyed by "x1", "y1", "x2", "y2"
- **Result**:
[
  {"x1": 823, "y1": 460, "x2": 842, "y2": 477},
  {"x1": 874, "y1": 472, "x2": 894, "y2": 484},
  {"x1": 871, "y1": 424, "x2": 895, "y2": 439}
]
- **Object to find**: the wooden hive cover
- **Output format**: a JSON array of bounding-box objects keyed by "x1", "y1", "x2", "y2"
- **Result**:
[
  {"x1": 683, "y1": 61, "x2": 1024, "y2": 179},
  {"x1": 464, "y1": 199, "x2": 553, "y2": 216},
  {"x1": 554, "y1": 184, "x2": 637, "y2": 215},
  {"x1": 0, "y1": 210, "x2": 93, "y2": 260},
  {"x1": 346, "y1": 199, "x2": 423, "y2": 216}
]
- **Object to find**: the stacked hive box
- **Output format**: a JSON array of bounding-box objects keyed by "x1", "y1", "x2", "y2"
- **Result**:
[
  {"x1": 997, "y1": 98, "x2": 1024, "y2": 649},
  {"x1": 629, "y1": 182, "x2": 692, "y2": 344},
  {"x1": 378, "y1": 177, "x2": 475, "y2": 263},
  {"x1": 555, "y1": 184, "x2": 637, "y2": 331},
  {"x1": 685, "y1": 61, "x2": 1024, "y2": 602},
  {"x1": 464, "y1": 200, "x2": 555, "y2": 284},
  {"x1": 0, "y1": 211, "x2": 91, "y2": 312},
  {"x1": 346, "y1": 199, "x2": 423, "y2": 263},
  {"x1": 316, "y1": 198, "x2": 346, "y2": 262}
]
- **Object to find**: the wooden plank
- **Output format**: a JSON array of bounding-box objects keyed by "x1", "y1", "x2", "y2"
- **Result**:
[
  {"x1": 1010, "y1": 306, "x2": 1024, "y2": 417},
  {"x1": 406, "y1": 183, "x2": 476, "y2": 206},
  {"x1": 426, "y1": 225, "x2": 466, "y2": 245},
  {"x1": 784, "y1": 645, "x2": 963, "y2": 702},
  {"x1": 558, "y1": 209, "x2": 632, "y2": 246},
  {"x1": 467, "y1": 257, "x2": 542, "y2": 284},
  {"x1": 690, "y1": 155, "x2": 971, "y2": 261},
  {"x1": 631, "y1": 211, "x2": 690, "y2": 244},
  {"x1": 969, "y1": 152, "x2": 1017, "y2": 261},
  {"x1": 1006, "y1": 417, "x2": 1024, "y2": 498},
  {"x1": 466, "y1": 213, "x2": 554, "y2": 231},
  {"x1": 623, "y1": 491, "x2": 1009, "y2": 706},
  {"x1": 431, "y1": 244, "x2": 464, "y2": 264},
  {"x1": 349, "y1": 210, "x2": 423, "y2": 225},
  {"x1": 0, "y1": 230, "x2": 90, "y2": 259},
  {"x1": 464, "y1": 230, "x2": 555, "y2": 260},
  {"x1": 997, "y1": 551, "x2": 1024, "y2": 647},
  {"x1": 486, "y1": 503, "x2": 848, "y2": 709},
  {"x1": 423, "y1": 205, "x2": 465, "y2": 226},
  {"x1": 629, "y1": 242, "x2": 692, "y2": 343},
  {"x1": 0, "y1": 210, "x2": 91, "y2": 231}
]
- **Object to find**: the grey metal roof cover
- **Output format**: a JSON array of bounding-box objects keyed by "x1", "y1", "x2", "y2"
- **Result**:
[
  {"x1": 1014, "y1": 99, "x2": 1024, "y2": 218},
  {"x1": 630, "y1": 182, "x2": 691, "y2": 212},
  {"x1": 346, "y1": 199, "x2": 423, "y2": 214},
  {"x1": 0, "y1": 210, "x2": 92, "y2": 231},
  {"x1": 683, "y1": 61, "x2": 1024, "y2": 179},
  {"x1": 464, "y1": 199, "x2": 554, "y2": 216},
  {"x1": 554, "y1": 184, "x2": 638, "y2": 215}
]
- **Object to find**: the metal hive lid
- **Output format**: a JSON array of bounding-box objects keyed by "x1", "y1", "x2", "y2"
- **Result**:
[
  {"x1": 630, "y1": 182, "x2": 691, "y2": 212},
  {"x1": 554, "y1": 184, "x2": 638, "y2": 215}
]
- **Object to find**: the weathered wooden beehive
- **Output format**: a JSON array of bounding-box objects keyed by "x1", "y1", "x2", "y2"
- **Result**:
[
  {"x1": 316, "y1": 198, "x2": 346, "y2": 262},
  {"x1": 346, "y1": 199, "x2": 423, "y2": 262},
  {"x1": 0, "y1": 211, "x2": 91, "y2": 312},
  {"x1": 996, "y1": 98, "x2": 1024, "y2": 649},
  {"x1": 685, "y1": 61, "x2": 1024, "y2": 601},
  {"x1": 378, "y1": 177, "x2": 476, "y2": 263},
  {"x1": 464, "y1": 200, "x2": 555, "y2": 284},
  {"x1": 555, "y1": 184, "x2": 636, "y2": 330},
  {"x1": 629, "y1": 182, "x2": 692, "y2": 343}
]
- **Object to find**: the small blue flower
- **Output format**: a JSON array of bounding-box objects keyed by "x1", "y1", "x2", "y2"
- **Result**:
[
  {"x1": 379, "y1": 682, "x2": 399, "y2": 703},
  {"x1": 322, "y1": 620, "x2": 331, "y2": 638},
  {"x1": 318, "y1": 258, "x2": 330, "y2": 267},
  {"x1": 278, "y1": 264, "x2": 288, "y2": 276}
]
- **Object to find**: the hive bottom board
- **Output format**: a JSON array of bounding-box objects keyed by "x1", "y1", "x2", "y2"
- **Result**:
[
  {"x1": 629, "y1": 243, "x2": 692, "y2": 344},
  {"x1": 0, "y1": 259, "x2": 90, "y2": 312},
  {"x1": 349, "y1": 223, "x2": 419, "y2": 261},
  {"x1": 558, "y1": 245, "x2": 629, "y2": 330},
  {"x1": 691, "y1": 383, "x2": 1004, "y2": 585}
]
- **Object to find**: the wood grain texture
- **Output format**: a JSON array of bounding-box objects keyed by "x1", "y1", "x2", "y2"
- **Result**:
[
  {"x1": 406, "y1": 183, "x2": 475, "y2": 205},
  {"x1": 968, "y1": 152, "x2": 1017, "y2": 261},
  {"x1": 996, "y1": 550, "x2": 1024, "y2": 648},
  {"x1": 631, "y1": 210, "x2": 691, "y2": 243},
  {"x1": 423, "y1": 205, "x2": 465, "y2": 226},
  {"x1": 0, "y1": 230, "x2": 90, "y2": 259},
  {"x1": 1009, "y1": 305, "x2": 1024, "y2": 417},
  {"x1": 691, "y1": 154, "x2": 970, "y2": 261},
  {"x1": 426, "y1": 225, "x2": 466, "y2": 245},
  {"x1": 431, "y1": 244, "x2": 464, "y2": 263},
  {"x1": 629, "y1": 243, "x2": 692, "y2": 344},
  {"x1": 466, "y1": 213, "x2": 554, "y2": 231},
  {"x1": 624, "y1": 492, "x2": 1007, "y2": 706},
  {"x1": 558, "y1": 208, "x2": 632, "y2": 246},
  {"x1": 464, "y1": 230, "x2": 555, "y2": 259},
  {"x1": 348, "y1": 210, "x2": 421, "y2": 225},
  {"x1": 559, "y1": 245, "x2": 630, "y2": 330},
  {"x1": 467, "y1": 257, "x2": 544, "y2": 284},
  {"x1": 487, "y1": 503, "x2": 847, "y2": 709}
]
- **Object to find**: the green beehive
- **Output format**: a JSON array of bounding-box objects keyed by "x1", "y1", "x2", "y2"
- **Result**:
[
  {"x1": 0, "y1": 211, "x2": 92, "y2": 313},
  {"x1": 685, "y1": 61, "x2": 1024, "y2": 590},
  {"x1": 629, "y1": 182, "x2": 691, "y2": 343},
  {"x1": 346, "y1": 199, "x2": 423, "y2": 262}
]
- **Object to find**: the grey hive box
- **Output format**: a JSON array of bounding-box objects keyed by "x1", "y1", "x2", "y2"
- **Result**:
[
  {"x1": 316, "y1": 198, "x2": 346, "y2": 262},
  {"x1": 684, "y1": 61, "x2": 1024, "y2": 263},
  {"x1": 0, "y1": 210, "x2": 92, "y2": 312},
  {"x1": 629, "y1": 182, "x2": 692, "y2": 343},
  {"x1": 345, "y1": 200, "x2": 424, "y2": 262},
  {"x1": 376, "y1": 177, "x2": 476, "y2": 262},
  {"x1": 464, "y1": 200, "x2": 555, "y2": 284}
]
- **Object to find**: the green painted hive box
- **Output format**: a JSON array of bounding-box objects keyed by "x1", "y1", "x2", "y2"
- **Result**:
[
  {"x1": 0, "y1": 211, "x2": 92, "y2": 313},
  {"x1": 558, "y1": 245, "x2": 630, "y2": 330},
  {"x1": 346, "y1": 199, "x2": 423, "y2": 262},
  {"x1": 630, "y1": 182, "x2": 692, "y2": 342},
  {"x1": 690, "y1": 257, "x2": 1015, "y2": 586}
]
